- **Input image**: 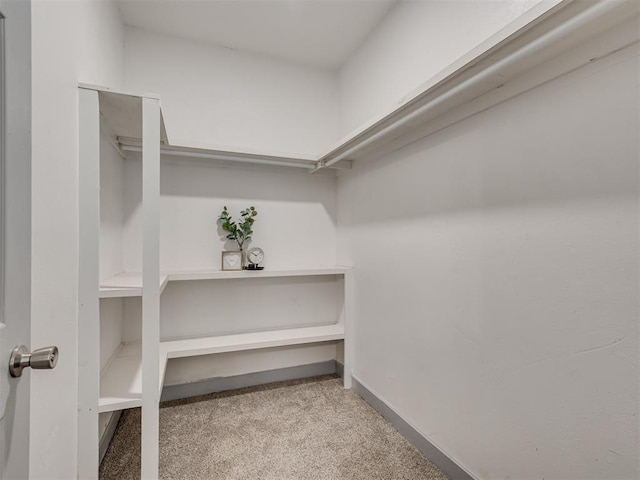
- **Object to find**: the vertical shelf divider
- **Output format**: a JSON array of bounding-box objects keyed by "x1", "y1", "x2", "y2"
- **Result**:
[
  {"x1": 141, "y1": 97, "x2": 161, "y2": 479},
  {"x1": 77, "y1": 87, "x2": 101, "y2": 478},
  {"x1": 341, "y1": 269, "x2": 353, "y2": 389}
]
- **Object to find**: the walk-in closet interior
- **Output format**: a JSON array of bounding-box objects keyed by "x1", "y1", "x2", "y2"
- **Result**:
[{"x1": 22, "y1": 0, "x2": 640, "y2": 479}]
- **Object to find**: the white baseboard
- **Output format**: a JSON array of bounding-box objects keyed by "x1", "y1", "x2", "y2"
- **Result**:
[{"x1": 160, "y1": 360, "x2": 338, "y2": 402}]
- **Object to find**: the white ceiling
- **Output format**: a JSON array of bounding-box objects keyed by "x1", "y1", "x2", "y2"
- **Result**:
[{"x1": 117, "y1": 0, "x2": 398, "y2": 70}]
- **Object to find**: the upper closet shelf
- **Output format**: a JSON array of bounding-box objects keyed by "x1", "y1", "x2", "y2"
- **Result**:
[
  {"x1": 121, "y1": 141, "x2": 325, "y2": 171},
  {"x1": 315, "y1": 0, "x2": 637, "y2": 170},
  {"x1": 81, "y1": 0, "x2": 636, "y2": 173},
  {"x1": 99, "y1": 267, "x2": 350, "y2": 298},
  {"x1": 79, "y1": 84, "x2": 170, "y2": 147},
  {"x1": 167, "y1": 266, "x2": 350, "y2": 281},
  {"x1": 79, "y1": 83, "x2": 329, "y2": 171}
]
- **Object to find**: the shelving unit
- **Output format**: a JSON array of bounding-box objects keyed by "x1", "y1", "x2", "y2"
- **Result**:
[
  {"x1": 79, "y1": 87, "x2": 164, "y2": 479},
  {"x1": 97, "y1": 267, "x2": 351, "y2": 414},
  {"x1": 80, "y1": 84, "x2": 354, "y2": 478},
  {"x1": 99, "y1": 323, "x2": 346, "y2": 414}
]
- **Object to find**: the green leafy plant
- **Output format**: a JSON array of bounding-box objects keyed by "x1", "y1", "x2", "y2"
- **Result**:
[{"x1": 218, "y1": 206, "x2": 258, "y2": 251}]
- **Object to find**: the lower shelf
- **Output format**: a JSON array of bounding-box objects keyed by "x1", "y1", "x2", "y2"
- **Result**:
[
  {"x1": 99, "y1": 342, "x2": 165, "y2": 413},
  {"x1": 98, "y1": 324, "x2": 345, "y2": 413},
  {"x1": 100, "y1": 343, "x2": 140, "y2": 413}
]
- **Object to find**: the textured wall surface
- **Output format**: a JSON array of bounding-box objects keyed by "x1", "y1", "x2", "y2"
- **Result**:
[{"x1": 337, "y1": 32, "x2": 639, "y2": 480}]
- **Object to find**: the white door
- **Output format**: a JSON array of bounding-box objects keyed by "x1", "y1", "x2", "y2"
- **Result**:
[{"x1": 0, "y1": 1, "x2": 33, "y2": 478}]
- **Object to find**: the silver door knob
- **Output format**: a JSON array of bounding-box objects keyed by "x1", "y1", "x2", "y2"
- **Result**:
[{"x1": 9, "y1": 345, "x2": 58, "y2": 377}]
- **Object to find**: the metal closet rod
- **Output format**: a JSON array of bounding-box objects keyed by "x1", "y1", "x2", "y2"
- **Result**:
[
  {"x1": 321, "y1": 0, "x2": 624, "y2": 169},
  {"x1": 120, "y1": 144, "x2": 318, "y2": 169}
]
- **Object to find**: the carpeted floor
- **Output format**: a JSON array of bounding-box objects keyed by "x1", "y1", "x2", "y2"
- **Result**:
[{"x1": 100, "y1": 375, "x2": 448, "y2": 480}]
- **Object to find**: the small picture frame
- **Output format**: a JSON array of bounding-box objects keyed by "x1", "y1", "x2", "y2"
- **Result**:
[{"x1": 221, "y1": 250, "x2": 243, "y2": 271}]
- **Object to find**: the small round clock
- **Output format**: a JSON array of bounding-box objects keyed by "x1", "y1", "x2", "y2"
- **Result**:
[{"x1": 247, "y1": 247, "x2": 264, "y2": 268}]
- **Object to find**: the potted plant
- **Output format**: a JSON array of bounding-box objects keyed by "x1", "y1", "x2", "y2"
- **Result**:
[{"x1": 218, "y1": 206, "x2": 258, "y2": 267}]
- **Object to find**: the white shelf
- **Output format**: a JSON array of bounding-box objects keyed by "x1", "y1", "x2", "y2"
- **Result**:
[
  {"x1": 166, "y1": 266, "x2": 350, "y2": 282},
  {"x1": 121, "y1": 141, "x2": 324, "y2": 171},
  {"x1": 79, "y1": 84, "x2": 169, "y2": 146},
  {"x1": 98, "y1": 342, "x2": 166, "y2": 413},
  {"x1": 98, "y1": 324, "x2": 345, "y2": 413},
  {"x1": 99, "y1": 272, "x2": 169, "y2": 298},
  {"x1": 99, "y1": 342, "x2": 142, "y2": 412},
  {"x1": 161, "y1": 324, "x2": 345, "y2": 360},
  {"x1": 99, "y1": 267, "x2": 349, "y2": 297},
  {"x1": 97, "y1": 269, "x2": 349, "y2": 411},
  {"x1": 320, "y1": 2, "x2": 640, "y2": 168}
]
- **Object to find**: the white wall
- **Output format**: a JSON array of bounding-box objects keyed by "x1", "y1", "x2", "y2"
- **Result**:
[
  {"x1": 337, "y1": 26, "x2": 639, "y2": 480},
  {"x1": 337, "y1": 0, "x2": 544, "y2": 136},
  {"x1": 116, "y1": 157, "x2": 341, "y2": 383},
  {"x1": 121, "y1": 157, "x2": 338, "y2": 272},
  {"x1": 30, "y1": 1, "x2": 123, "y2": 477},
  {"x1": 124, "y1": 27, "x2": 340, "y2": 156},
  {"x1": 122, "y1": 275, "x2": 342, "y2": 341}
]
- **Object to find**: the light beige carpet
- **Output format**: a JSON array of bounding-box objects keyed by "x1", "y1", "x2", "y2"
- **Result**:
[{"x1": 100, "y1": 375, "x2": 448, "y2": 480}]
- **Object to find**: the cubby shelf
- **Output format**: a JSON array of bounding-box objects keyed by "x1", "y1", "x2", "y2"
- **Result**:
[
  {"x1": 99, "y1": 272, "x2": 170, "y2": 298},
  {"x1": 98, "y1": 323, "x2": 345, "y2": 413},
  {"x1": 99, "y1": 342, "x2": 164, "y2": 413}
]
